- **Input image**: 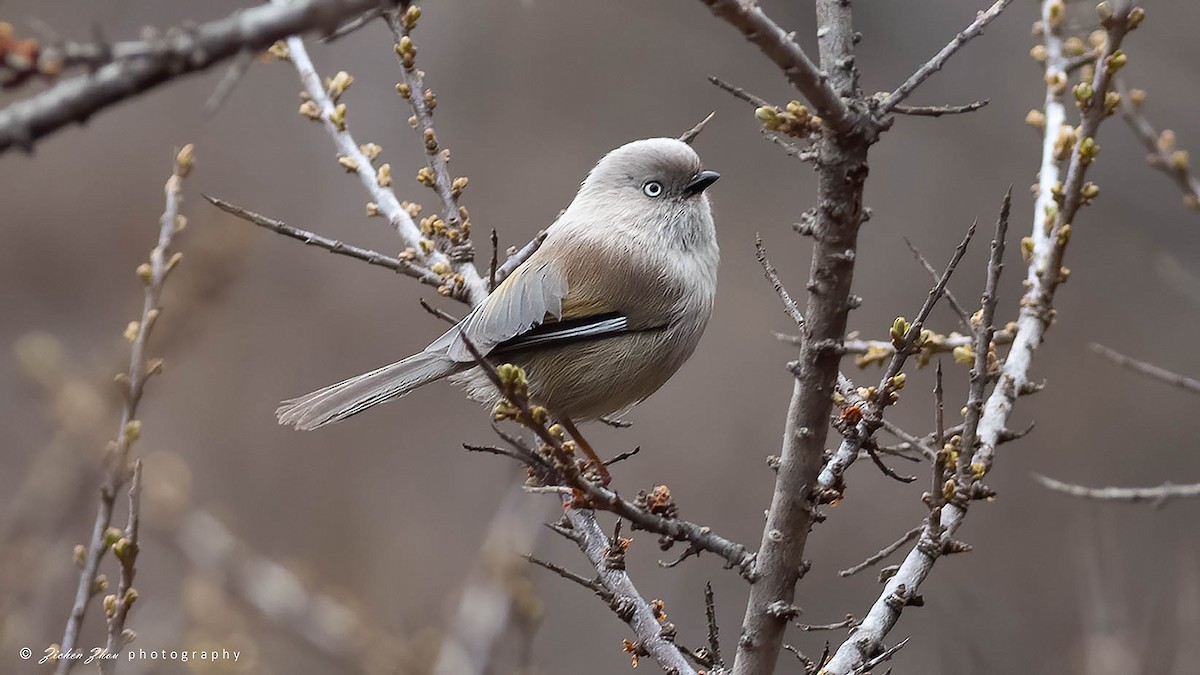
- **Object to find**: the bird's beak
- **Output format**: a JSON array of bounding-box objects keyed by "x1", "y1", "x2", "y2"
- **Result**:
[{"x1": 683, "y1": 169, "x2": 721, "y2": 197}]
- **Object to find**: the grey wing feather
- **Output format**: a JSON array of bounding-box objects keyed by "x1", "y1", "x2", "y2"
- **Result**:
[{"x1": 435, "y1": 260, "x2": 569, "y2": 361}]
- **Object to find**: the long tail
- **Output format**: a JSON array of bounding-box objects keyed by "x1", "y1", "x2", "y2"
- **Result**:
[{"x1": 276, "y1": 351, "x2": 463, "y2": 430}]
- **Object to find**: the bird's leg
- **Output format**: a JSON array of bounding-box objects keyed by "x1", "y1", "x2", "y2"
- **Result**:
[{"x1": 558, "y1": 416, "x2": 612, "y2": 486}]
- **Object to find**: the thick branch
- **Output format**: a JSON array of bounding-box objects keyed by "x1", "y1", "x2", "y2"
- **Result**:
[
  {"x1": 698, "y1": 0, "x2": 855, "y2": 133},
  {"x1": 0, "y1": 0, "x2": 392, "y2": 154},
  {"x1": 731, "y1": 2, "x2": 876, "y2": 672}
]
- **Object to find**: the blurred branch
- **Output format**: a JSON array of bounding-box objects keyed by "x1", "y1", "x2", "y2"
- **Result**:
[
  {"x1": 838, "y1": 526, "x2": 921, "y2": 578},
  {"x1": 56, "y1": 145, "x2": 194, "y2": 674},
  {"x1": 433, "y1": 481, "x2": 551, "y2": 675},
  {"x1": 1034, "y1": 475, "x2": 1200, "y2": 506},
  {"x1": 273, "y1": 17, "x2": 487, "y2": 304},
  {"x1": 205, "y1": 195, "x2": 447, "y2": 289},
  {"x1": 823, "y1": 4, "x2": 1141, "y2": 668},
  {"x1": 1088, "y1": 343, "x2": 1200, "y2": 395},
  {"x1": 1114, "y1": 80, "x2": 1200, "y2": 210},
  {"x1": 876, "y1": 0, "x2": 1013, "y2": 115},
  {"x1": 100, "y1": 461, "x2": 142, "y2": 673},
  {"x1": 0, "y1": 0, "x2": 394, "y2": 154}
]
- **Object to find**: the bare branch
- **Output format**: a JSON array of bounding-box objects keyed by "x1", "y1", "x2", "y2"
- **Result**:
[
  {"x1": 56, "y1": 145, "x2": 194, "y2": 674},
  {"x1": 731, "y1": 0, "x2": 878, "y2": 669},
  {"x1": 206, "y1": 195, "x2": 446, "y2": 289},
  {"x1": 680, "y1": 111, "x2": 717, "y2": 145},
  {"x1": 756, "y1": 235, "x2": 805, "y2": 328},
  {"x1": 838, "y1": 526, "x2": 921, "y2": 578},
  {"x1": 818, "y1": 219, "x2": 976, "y2": 491},
  {"x1": 698, "y1": 0, "x2": 855, "y2": 133},
  {"x1": 708, "y1": 76, "x2": 771, "y2": 109},
  {"x1": 1088, "y1": 343, "x2": 1200, "y2": 394},
  {"x1": 1114, "y1": 80, "x2": 1200, "y2": 210},
  {"x1": 891, "y1": 100, "x2": 990, "y2": 117},
  {"x1": 903, "y1": 236, "x2": 972, "y2": 330},
  {"x1": 877, "y1": 0, "x2": 1014, "y2": 115},
  {"x1": 796, "y1": 615, "x2": 856, "y2": 632},
  {"x1": 1034, "y1": 475, "x2": 1200, "y2": 507},
  {"x1": 0, "y1": 0, "x2": 393, "y2": 154}
]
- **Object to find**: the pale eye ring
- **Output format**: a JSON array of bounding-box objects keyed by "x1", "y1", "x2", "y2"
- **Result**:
[{"x1": 642, "y1": 180, "x2": 664, "y2": 198}]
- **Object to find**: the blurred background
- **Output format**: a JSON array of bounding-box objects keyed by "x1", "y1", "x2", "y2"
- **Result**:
[{"x1": 3, "y1": 1, "x2": 1199, "y2": 673}]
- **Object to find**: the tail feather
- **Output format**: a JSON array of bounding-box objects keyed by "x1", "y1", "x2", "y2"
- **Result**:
[{"x1": 277, "y1": 351, "x2": 462, "y2": 430}]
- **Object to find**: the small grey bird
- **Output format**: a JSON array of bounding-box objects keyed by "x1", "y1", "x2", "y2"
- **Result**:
[{"x1": 277, "y1": 137, "x2": 720, "y2": 476}]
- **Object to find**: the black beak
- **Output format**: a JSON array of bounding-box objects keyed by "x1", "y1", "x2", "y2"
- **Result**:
[{"x1": 683, "y1": 169, "x2": 721, "y2": 197}]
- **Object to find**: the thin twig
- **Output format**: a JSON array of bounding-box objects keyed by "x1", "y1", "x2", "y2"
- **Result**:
[
  {"x1": 1034, "y1": 475, "x2": 1200, "y2": 507},
  {"x1": 838, "y1": 526, "x2": 921, "y2": 578},
  {"x1": 903, "y1": 236, "x2": 972, "y2": 330},
  {"x1": 796, "y1": 615, "x2": 856, "y2": 632},
  {"x1": 0, "y1": 0, "x2": 392, "y2": 154},
  {"x1": 708, "y1": 76, "x2": 771, "y2": 108},
  {"x1": 891, "y1": 100, "x2": 990, "y2": 117},
  {"x1": 756, "y1": 235, "x2": 805, "y2": 328},
  {"x1": 494, "y1": 231, "x2": 547, "y2": 286},
  {"x1": 56, "y1": 146, "x2": 193, "y2": 674},
  {"x1": 1089, "y1": 343, "x2": 1200, "y2": 395},
  {"x1": 705, "y1": 582, "x2": 723, "y2": 668},
  {"x1": 852, "y1": 637, "x2": 910, "y2": 674},
  {"x1": 876, "y1": 0, "x2": 1014, "y2": 115},
  {"x1": 680, "y1": 111, "x2": 716, "y2": 145},
  {"x1": 205, "y1": 195, "x2": 446, "y2": 289}
]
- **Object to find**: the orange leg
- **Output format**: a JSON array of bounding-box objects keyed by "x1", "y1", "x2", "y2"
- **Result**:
[{"x1": 558, "y1": 416, "x2": 611, "y2": 485}]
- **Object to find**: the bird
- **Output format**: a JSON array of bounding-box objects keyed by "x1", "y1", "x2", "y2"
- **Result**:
[{"x1": 276, "y1": 137, "x2": 720, "y2": 481}]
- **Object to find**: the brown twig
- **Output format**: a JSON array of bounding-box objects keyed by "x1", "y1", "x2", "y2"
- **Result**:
[
  {"x1": 838, "y1": 526, "x2": 921, "y2": 578},
  {"x1": 903, "y1": 236, "x2": 973, "y2": 330},
  {"x1": 0, "y1": 0, "x2": 394, "y2": 154},
  {"x1": 891, "y1": 100, "x2": 990, "y2": 117},
  {"x1": 876, "y1": 0, "x2": 1014, "y2": 115},
  {"x1": 56, "y1": 145, "x2": 193, "y2": 674},
  {"x1": 205, "y1": 195, "x2": 446, "y2": 289}
]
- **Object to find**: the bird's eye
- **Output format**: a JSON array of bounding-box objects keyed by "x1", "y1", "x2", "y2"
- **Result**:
[{"x1": 642, "y1": 181, "x2": 664, "y2": 198}]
